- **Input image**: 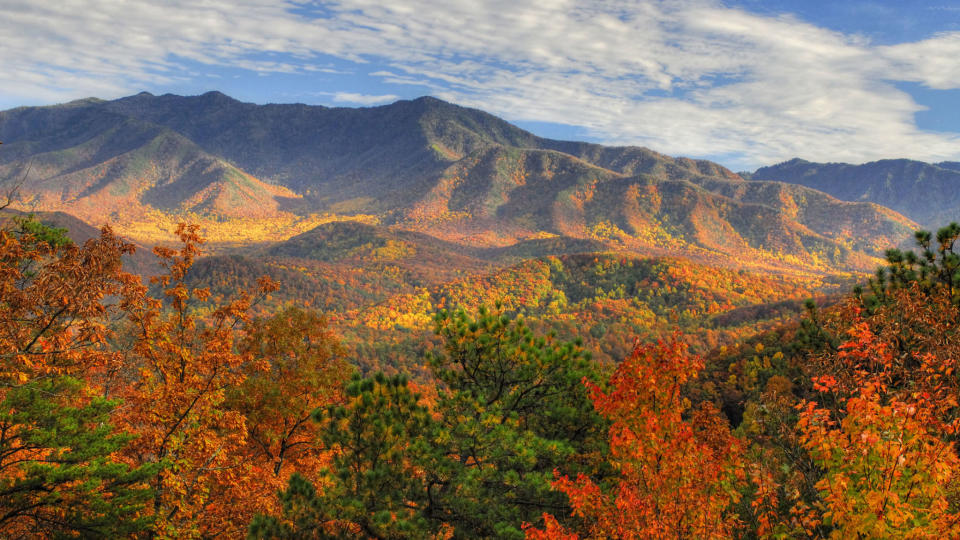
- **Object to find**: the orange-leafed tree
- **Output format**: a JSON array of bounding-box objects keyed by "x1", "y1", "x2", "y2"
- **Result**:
[
  {"x1": 0, "y1": 213, "x2": 348, "y2": 538},
  {"x1": 528, "y1": 336, "x2": 745, "y2": 540},
  {"x1": 228, "y1": 305, "x2": 350, "y2": 499},
  {"x1": 0, "y1": 217, "x2": 156, "y2": 537},
  {"x1": 793, "y1": 308, "x2": 960, "y2": 538},
  {"x1": 113, "y1": 224, "x2": 279, "y2": 537}
]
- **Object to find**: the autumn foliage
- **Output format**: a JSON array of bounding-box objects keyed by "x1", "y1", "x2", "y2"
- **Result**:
[
  {"x1": 526, "y1": 336, "x2": 744, "y2": 539},
  {"x1": 0, "y1": 219, "x2": 348, "y2": 538},
  {"x1": 788, "y1": 300, "x2": 960, "y2": 537},
  {"x1": 6, "y1": 212, "x2": 960, "y2": 539},
  {"x1": 0, "y1": 220, "x2": 155, "y2": 537}
]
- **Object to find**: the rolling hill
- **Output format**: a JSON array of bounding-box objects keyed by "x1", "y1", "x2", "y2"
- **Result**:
[
  {"x1": 184, "y1": 221, "x2": 609, "y2": 314},
  {"x1": 335, "y1": 251, "x2": 842, "y2": 375},
  {"x1": 176, "y1": 223, "x2": 841, "y2": 375}
]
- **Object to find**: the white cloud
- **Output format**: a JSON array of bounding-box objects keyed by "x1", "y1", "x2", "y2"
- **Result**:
[
  {"x1": 331, "y1": 92, "x2": 400, "y2": 105},
  {"x1": 3, "y1": 0, "x2": 960, "y2": 169},
  {"x1": 882, "y1": 33, "x2": 960, "y2": 90}
]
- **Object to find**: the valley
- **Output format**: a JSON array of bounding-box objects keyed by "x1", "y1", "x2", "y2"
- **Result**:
[{"x1": 1, "y1": 93, "x2": 893, "y2": 375}]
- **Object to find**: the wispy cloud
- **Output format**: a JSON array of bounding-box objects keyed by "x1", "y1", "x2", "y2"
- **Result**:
[
  {"x1": 331, "y1": 92, "x2": 400, "y2": 105},
  {"x1": 3, "y1": 0, "x2": 960, "y2": 168}
]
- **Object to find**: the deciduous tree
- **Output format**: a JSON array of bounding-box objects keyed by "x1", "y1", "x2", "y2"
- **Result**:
[
  {"x1": 528, "y1": 336, "x2": 744, "y2": 540},
  {"x1": 0, "y1": 218, "x2": 156, "y2": 537},
  {"x1": 116, "y1": 224, "x2": 276, "y2": 537}
]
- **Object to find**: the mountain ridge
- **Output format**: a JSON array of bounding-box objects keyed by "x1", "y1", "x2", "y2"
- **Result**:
[
  {"x1": 0, "y1": 92, "x2": 917, "y2": 273},
  {"x1": 750, "y1": 157, "x2": 960, "y2": 227}
]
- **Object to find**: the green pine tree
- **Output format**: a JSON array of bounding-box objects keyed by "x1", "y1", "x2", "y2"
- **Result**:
[
  {"x1": 252, "y1": 305, "x2": 608, "y2": 539},
  {"x1": 0, "y1": 377, "x2": 158, "y2": 537},
  {"x1": 422, "y1": 306, "x2": 608, "y2": 539},
  {"x1": 249, "y1": 372, "x2": 437, "y2": 539}
]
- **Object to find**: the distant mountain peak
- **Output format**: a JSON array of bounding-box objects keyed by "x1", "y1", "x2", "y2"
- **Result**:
[
  {"x1": 776, "y1": 157, "x2": 811, "y2": 167},
  {"x1": 55, "y1": 97, "x2": 107, "y2": 108},
  {"x1": 411, "y1": 95, "x2": 444, "y2": 104},
  {"x1": 936, "y1": 161, "x2": 960, "y2": 172},
  {"x1": 198, "y1": 90, "x2": 236, "y2": 102}
]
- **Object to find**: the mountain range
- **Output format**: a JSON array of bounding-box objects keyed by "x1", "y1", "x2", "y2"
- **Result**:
[
  {"x1": 0, "y1": 92, "x2": 923, "y2": 274},
  {"x1": 749, "y1": 158, "x2": 960, "y2": 228}
]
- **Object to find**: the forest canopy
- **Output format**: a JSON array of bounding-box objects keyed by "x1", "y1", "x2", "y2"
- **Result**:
[{"x1": 3, "y1": 215, "x2": 960, "y2": 538}]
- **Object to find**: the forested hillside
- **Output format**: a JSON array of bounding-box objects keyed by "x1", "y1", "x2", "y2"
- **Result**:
[
  {"x1": 174, "y1": 219, "x2": 842, "y2": 374},
  {"x1": 5, "y1": 206, "x2": 960, "y2": 538},
  {"x1": 751, "y1": 157, "x2": 960, "y2": 227},
  {"x1": 1, "y1": 93, "x2": 915, "y2": 272}
]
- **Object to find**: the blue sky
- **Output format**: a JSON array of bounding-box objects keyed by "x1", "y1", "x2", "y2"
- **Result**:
[{"x1": 3, "y1": 0, "x2": 960, "y2": 171}]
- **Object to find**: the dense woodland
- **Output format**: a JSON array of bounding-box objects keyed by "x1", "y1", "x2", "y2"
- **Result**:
[{"x1": 5, "y1": 210, "x2": 960, "y2": 539}]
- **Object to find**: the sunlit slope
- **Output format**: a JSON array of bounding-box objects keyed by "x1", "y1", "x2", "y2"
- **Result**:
[
  {"x1": 339, "y1": 252, "x2": 842, "y2": 375},
  {"x1": 167, "y1": 224, "x2": 841, "y2": 374},
  {"x1": 182, "y1": 221, "x2": 610, "y2": 312},
  {"x1": 0, "y1": 104, "x2": 299, "y2": 224},
  {"x1": 0, "y1": 92, "x2": 916, "y2": 271},
  {"x1": 0, "y1": 209, "x2": 160, "y2": 275}
]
